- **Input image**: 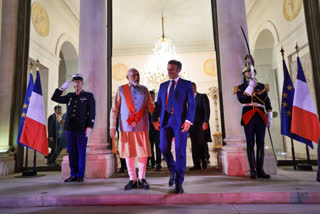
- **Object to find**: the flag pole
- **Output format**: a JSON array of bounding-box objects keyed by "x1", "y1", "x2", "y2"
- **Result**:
[
  {"x1": 31, "y1": 59, "x2": 42, "y2": 176},
  {"x1": 24, "y1": 147, "x2": 29, "y2": 169},
  {"x1": 281, "y1": 47, "x2": 297, "y2": 170},
  {"x1": 22, "y1": 62, "x2": 33, "y2": 176},
  {"x1": 22, "y1": 62, "x2": 37, "y2": 177},
  {"x1": 306, "y1": 144, "x2": 311, "y2": 165},
  {"x1": 291, "y1": 138, "x2": 297, "y2": 170},
  {"x1": 294, "y1": 44, "x2": 313, "y2": 171}
]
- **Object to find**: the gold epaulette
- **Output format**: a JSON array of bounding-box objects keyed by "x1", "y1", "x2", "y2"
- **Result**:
[
  {"x1": 232, "y1": 86, "x2": 240, "y2": 94},
  {"x1": 264, "y1": 84, "x2": 270, "y2": 92}
]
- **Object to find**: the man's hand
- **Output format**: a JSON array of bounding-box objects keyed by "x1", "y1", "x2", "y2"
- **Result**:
[
  {"x1": 181, "y1": 122, "x2": 191, "y2": 133},
  {"x1": 202, "y1": 122, "x2": 208, "y2": 130},
  {"x1": 60, "y1": 80, "x2": 72, "y2": 91},
  {"x1": 110, "y1": 128, "x2": 116, "y2": 140},
  {"x1": 85, "y1": 127, "x2": 92, "y2": 137},
  {"x1": 249, "y1": 79, "x2": 257, "y2": 88},
  {"x1": 153, "y1": 121, "x2": 160, "y2": 131},
  {"x1": 244, "y1": 79, "x2": 257, "y2": 96},
  {"x1": 48, "y1": 137, "x2": 54, "y2": 142}
]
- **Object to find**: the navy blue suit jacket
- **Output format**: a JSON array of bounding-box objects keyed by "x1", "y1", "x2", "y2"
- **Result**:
[{"x1": 153, "y1": 78, "x2": 195, "y2": 128}]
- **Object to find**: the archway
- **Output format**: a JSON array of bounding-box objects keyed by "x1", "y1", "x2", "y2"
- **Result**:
[
  {"x1": 59, "y1": 41, "x2": 78, "y2": 93},
  {"x1": 253, "y1": 29, "x2": 285, "y2": 160}
]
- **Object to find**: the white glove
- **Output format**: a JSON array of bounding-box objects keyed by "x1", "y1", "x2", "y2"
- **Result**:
[
  {"x1": 249, "y1": 79, "x2": 257, "y2": 88},
  {"x1": 267, "y1": 112, "x2": 272, "y2": 127},
  {"x1": 244, "y1": 79, "x2": 257, "y2": 96},
  {"x1": 85, "y1": 127, "x2": 92, "y2": 137},
  {"x1": 60, "y1": 80, "x2": 72, "y2": 91}
]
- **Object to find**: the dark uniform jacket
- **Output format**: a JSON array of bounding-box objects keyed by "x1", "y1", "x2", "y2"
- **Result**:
[
  {"x1": 48, "y1": 113, "x2": 59, "y2": 140},
  {"x1": 190, "y1": 93, "x2": 212, "y2": 143},
  {"x1": 51, "y1": 89, "x2": 96, "y2": 131},
  {"x1": 233, "y1": 80, "x2": 272, "y2": 126}
]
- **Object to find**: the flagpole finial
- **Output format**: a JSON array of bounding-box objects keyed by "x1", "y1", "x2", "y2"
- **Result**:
[
  {"x1": 295, "y1": 43, "x2": 299, "y2": 56},
  {"x1": 35, "y1": 59, "x2": 40, "y2": 70},
  {"x1": 29, "y1": 62, "x2": 34, "y2": 75},
  {"x1": 280, "y1": 46, "x2": 285, "y2": 60}
]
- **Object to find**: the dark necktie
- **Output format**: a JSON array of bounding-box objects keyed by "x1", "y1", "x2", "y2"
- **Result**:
[{"x1": 166, "y1": 80, "x2": 175, "y2": 113}]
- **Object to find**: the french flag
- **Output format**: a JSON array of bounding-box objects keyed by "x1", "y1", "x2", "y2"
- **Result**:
[
  {"x1": 20, "y1": 71, "x2": 49, "y2": 155},
  {"x1": 291, "y1": 57, "x2": 320, "y2": 144}
]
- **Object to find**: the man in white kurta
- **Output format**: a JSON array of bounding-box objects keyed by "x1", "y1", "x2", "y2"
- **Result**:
[{"x1": 110, "y1": 68, "x2": 154, "y2": 190}]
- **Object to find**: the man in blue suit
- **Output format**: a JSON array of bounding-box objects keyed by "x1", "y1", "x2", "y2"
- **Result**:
[{"x1": 153, "y1": 60, "x2": 195, "y2": 194}]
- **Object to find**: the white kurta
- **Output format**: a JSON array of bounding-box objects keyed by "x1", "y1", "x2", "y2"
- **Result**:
[{"x1": 110, "y1": 84, "x2": 155, "y2": 158}]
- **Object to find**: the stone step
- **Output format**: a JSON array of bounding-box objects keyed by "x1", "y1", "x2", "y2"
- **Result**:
[{"x1": 1, "y1": 192, "x2": 320, "y2": 208}]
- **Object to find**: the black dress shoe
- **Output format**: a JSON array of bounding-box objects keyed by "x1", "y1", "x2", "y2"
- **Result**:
[
  {"x1": 202, "y1": 161, "x2": 207, "y2": 169},
  {"x1": 47, "y1": 162, "x2": 59, "y2": 167},
  {"x1": 189, "y1": 166, "x2": 201, "y2": 171},
  {"x1": 138, "y1": 179, "x2": 150, "y2": 189},
  {"x1": 118, "y1": 168, "x2": 125, "y2": 173},
  {"x1": 77, "y1": 177, "x2": 84, "y2": 183},
  {"x1": 124, "y1": 180, "x2": 137, "y2": 190},
  {"x1": 168, "y1": 173, "x2": 176, "y2": 186},
  {"x1": 64, "y1": 176, "x2": 77, "y2": 183},
  {"x1": 175, "y1": 183, "x2": 184, "y2": 194},
  {"x1": 250, "y1": 170, "x2": 257, "y2": 179},
  {"x1": 257, "y1": 170, "x2": 270, "y2": 179},
  {"x1": 155, "y1": 164, "x2": 162, "y2": 171}
]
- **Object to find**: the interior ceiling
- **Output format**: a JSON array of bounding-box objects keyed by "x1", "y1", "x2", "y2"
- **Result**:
[
  {"x1": 68, "y1": 0, "x2": 254, "y2": 55},
  {"x1": 69, "y1": 0, "x2": 215, "y2": 55}
]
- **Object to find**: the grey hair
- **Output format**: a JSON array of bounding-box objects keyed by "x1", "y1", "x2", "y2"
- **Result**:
[{"x1": 126, "y1": 68, "x2": 139, "y2": 77}]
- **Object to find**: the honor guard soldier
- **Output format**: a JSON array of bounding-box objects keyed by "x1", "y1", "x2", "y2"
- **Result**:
[
  {"x1": 51, "y1": 74, "x2": 96, "y2": 183},
  {"x1": 233, "y1": 56, "x2": 272, "y2": 179}
]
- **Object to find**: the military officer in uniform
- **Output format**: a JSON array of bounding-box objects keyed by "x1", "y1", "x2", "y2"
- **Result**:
[
  {"x1": 51, "y1": 74, "x2": 96, "y2": 183},
  {"x1": 233, "y1": 56, "x2": 272, "y2": 179}
]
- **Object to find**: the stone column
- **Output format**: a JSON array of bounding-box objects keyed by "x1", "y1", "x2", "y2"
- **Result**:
[
  {"x1": 0, "y1": 0, "x2": 20, "y2": 175},
  {"x1": 216, "y1": 0, "x2": 249, "y2": 176},
  {"x1": 61, "y1": 0, "x2": 114, "y2": 178}
]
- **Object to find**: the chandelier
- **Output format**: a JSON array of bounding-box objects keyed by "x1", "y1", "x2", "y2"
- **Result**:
[{"x1": 145, "y1": 16, "x2": 183, "y2": 90}]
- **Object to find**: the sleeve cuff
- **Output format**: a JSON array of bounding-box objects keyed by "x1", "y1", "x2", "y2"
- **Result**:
[{"x1": 185, "y1": 120, "x2": 193, "y2": 125}]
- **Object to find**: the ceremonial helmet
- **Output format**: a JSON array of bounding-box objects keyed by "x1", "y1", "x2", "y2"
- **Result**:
[
  {"x1": 72, "y1": 73, "x2": 84, "y2": 81},
  {"x1": 242, "y1": 55, "x2": 256, "y2": 74}
]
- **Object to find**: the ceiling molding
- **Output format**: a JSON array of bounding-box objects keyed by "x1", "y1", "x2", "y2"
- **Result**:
[{"x1": 113, "y1": 41, "x2": 215, "y2": 56}]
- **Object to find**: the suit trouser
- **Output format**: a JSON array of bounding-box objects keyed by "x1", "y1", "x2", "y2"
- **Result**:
[
  {"x1": 47, "y1": 138, "x2": 65, "y2": 164},
  {"x1": 65, "y1": 131, "x2": 88, "y2": 178},
  {"x1": 204, "y1": 142, "x2": 210, "y2": 161},
  {"x1": 243, "y1": 113, "x2": 266, "y2": 172},
  {"x1": 160, "y1": 115, "x2": 188, "y2": 184},
  {"x1": 149, "y1": 131, "x2": 161, "y2": 166},
  {"x1": 120, "y1": 158, "x2": 127, "y2": 170},
  {"x1": 189, "y1": 126, "x2": 206, "y2": 167}
]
